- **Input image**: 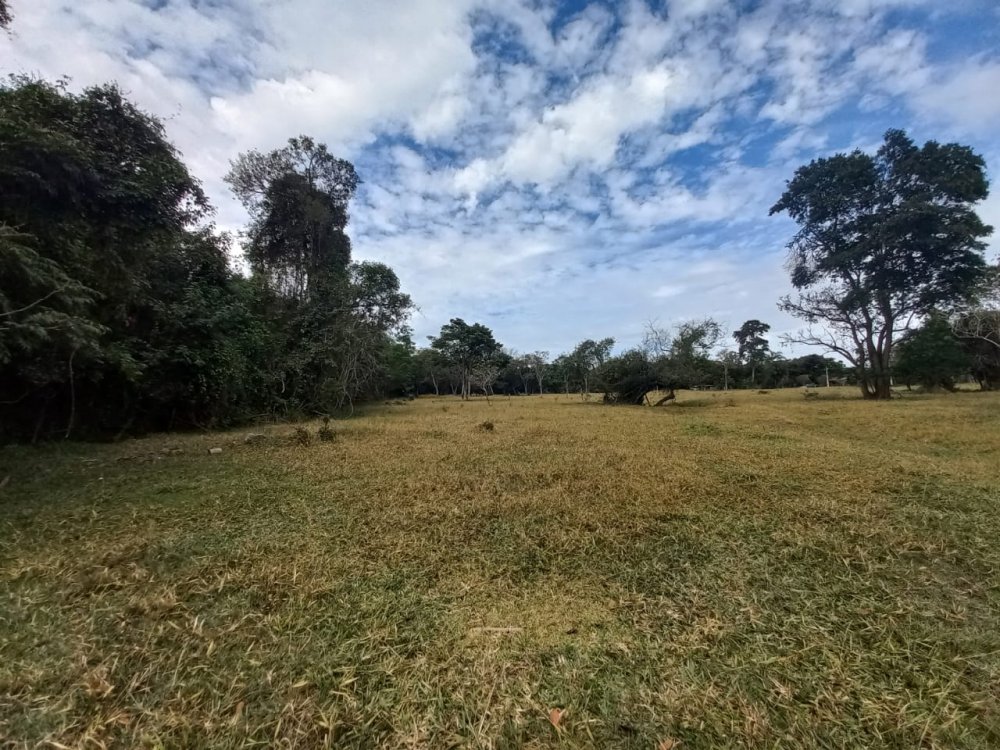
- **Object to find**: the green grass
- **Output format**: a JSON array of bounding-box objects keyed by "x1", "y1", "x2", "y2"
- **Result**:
[{"x1": 2, "y1": 388, "x2": 1000, "y2": 748}]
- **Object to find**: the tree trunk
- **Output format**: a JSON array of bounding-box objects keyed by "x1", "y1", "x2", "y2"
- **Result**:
[
  {"x1": 859, "y1": 370, "x2": 893, "y2": 399},
  {"x1": 652, "y1": 389, "x2": 676, "y2": 406},
  {"x1": 873, "y1": 372, "x2": 892, "y2": 399}
]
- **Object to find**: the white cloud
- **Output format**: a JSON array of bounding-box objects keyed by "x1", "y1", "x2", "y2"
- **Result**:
[
  {"x1": 913, "y1": 60, "x2": 1000, "y2": 134},
  {"x1": 3, "y1": 0, "x2": 998, "y2": 354}
]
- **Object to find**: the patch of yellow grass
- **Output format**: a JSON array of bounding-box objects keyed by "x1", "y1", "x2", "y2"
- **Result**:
[{"x1": 2, "y1": 387, "x2": 1000, "y2": 748}]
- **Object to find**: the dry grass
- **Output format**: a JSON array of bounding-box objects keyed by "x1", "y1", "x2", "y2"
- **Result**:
[{"x1": 2, "y1": 387, "x2": 1000, "y2": 748}]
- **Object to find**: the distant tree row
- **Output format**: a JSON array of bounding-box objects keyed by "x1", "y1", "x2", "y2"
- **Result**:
[
  {"x1": 388, "y1": 129, "x2": 997, "y2": 403},
  {"x1": 382, "y1": 315, "x2": 859, "y2": 400},
  {"x1": 392, "y1": 292, "x2": 999, "y2": 401}
]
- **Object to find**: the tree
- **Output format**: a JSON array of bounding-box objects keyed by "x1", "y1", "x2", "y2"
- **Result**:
[
  {"x1": 411, "y1": 348, "x2": 448, "y2": 395},
  {"x1": 287, "y1": 260, "x2": 411, "y2": 412},
  {"x1": 0, "y1": 225, "x2": 105, "y2": 438},
  {"x1": 526, "y1": 351, "x2": 549, "y2": 394},
  {"x1": 505, "y1": 350, "x2": 549, "y2": 394},
  {"x1": 0, "y1": 77, "x2": 234, "y2": 438},
  {"x1": 771, "y1": 129, "x2": 992, "y2": 399},
  {"x1": 600, "y1": 348, "x2": 660, "y2": 405},
  {"x1": 667, "y1": 319, "x2": 722, "y2": 383},
  {"x1": 602, "y1": 319, "x2": 723, "y2": 405},
  {"x1": 643, "y1": 318, "x2": 722, "y2": 390},
  {"x1": 719, "y1": 349, "x2": 741, "y2": 391},
  {"x1": 568, "y1": 338, "x2": 614, "y2": 398},
  {"x1": 953, "y1": 308, "x2": 1000, "y2": 390},
  {"x1": 894, "y1": 313, "x2": 970, "y2": 391},
  {"x1": 550, "y1": 354, "x2": 575, "y2": 394},
  {"x1": 382, "y1": 328, "x2": 417, "y2": 396},
  {"x1": 1, "y1": 1, "x2": 11, "y2": 29},
  {"x1": 0, "y1": 77, "x2": 414, "y2": 439},
  {"x1": 225, "y1": 136, "x2": 358, "y2": 301},
  {"x1": 733, "y1": 319, "x2": 770, "y2": 386},
  {"x1": 429, "y1": 319, "x2": 502, "y2": 399},
  {"x1": 225, "y1": 137, "x2": 409, "y2": 415}
]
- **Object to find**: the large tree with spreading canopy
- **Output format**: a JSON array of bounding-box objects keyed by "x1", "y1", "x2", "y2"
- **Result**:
[{"x1": 771, "y1": 129, "x2": 992, "y2": 399}]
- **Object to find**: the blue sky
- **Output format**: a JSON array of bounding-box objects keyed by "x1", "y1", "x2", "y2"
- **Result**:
[{"x1": 4, "y1": 0, "x2": 1000, "y2": 355}]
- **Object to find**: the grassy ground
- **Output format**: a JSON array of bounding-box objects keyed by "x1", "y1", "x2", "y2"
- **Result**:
[{"x1": 2, "y1": 387, "x2": 1000, "y2": 749}]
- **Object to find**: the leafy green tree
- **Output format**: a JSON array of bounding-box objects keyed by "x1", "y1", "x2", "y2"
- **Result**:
[
  {"x1": 567, "y1": 338, "x2": 614, "y2": 397},
  {"x1": 718, "y1": 349, "x2": 741, "y2": 390},
  {"x1": 733, "y1": 319, "x2": 770, "y2": 386},
  {"x1": 0, "y1": 77, "x2": 238, "y2": 438},
  {"x1": 894, "y1": 314, "x2": 970, "y2": 391},
  {"x1": 0, "y1": 77, "x2": 413, "y2": 439},
  {"x1": 599, "y1": 349, "x2": 659, "y2": 404},
  {"x1": 953, "y1": 308, "x2": 1000, "y2": 390},
  {"x1": 602, "y1": 319, "x2": 722, "y2": 404},
  {"x1": 411, "y1": 347, "x2": 448, "y2": 395},
  {"x1": 769, "y1": 354, "x2": 849, "y2": 388},
  {"x1": 281, "y1": 261, "x2": 411, "y2": 412},
  {"x1": 226, "y1": 136, "x2": 358, "y2": 300},
  {"x1": 0, "y1": 225, "x2": 105, "y2": 438},
  {"x1": 667, "y1": 319, "x2": 722, "y2": 386},
  {"x1": 382, "y1": 328, "x2": 418, "y2": 396},
  {"x1": 501, "y1": 350, "x2": 549, "y2": 394},
  {"x1": 550, "y1": 353, "x2": 575, "y2": 394},
  {"x1": 772, "y1": 129, "x2": 992, "y2": 399},
  {"x1": 430, "y1": 319, "x2": 502, "y2": 399},
  {"x1": 226, "y1": 139, "x2": 409, "y2": 414}
]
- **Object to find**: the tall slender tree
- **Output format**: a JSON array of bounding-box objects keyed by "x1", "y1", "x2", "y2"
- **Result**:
[
  {"x1": 226, "y1": 136, "x2": 358, "y2": 300},
  {"x1": 733, "y1": 319, "x2": 770, "y2": 386}
]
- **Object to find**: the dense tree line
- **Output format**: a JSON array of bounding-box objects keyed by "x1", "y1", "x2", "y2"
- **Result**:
[
  {"x1": 2, "y1": 72, "x2": 997, "y2": 442},
  {"x1": 0, "y1": 78, "x2": 410, "y2": 440},
  {"x1": 393, "y1": 304, "x2": 999, "y2": 401}
]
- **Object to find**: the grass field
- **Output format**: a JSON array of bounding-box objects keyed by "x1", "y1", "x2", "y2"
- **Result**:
[{"x1": 2, "y1": 387, "x2": 1000, "y2": 748}]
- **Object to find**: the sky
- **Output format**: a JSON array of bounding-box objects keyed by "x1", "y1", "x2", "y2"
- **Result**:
[{"x1": 4, "y1": 0, "x2": 1000, "y2": 355}]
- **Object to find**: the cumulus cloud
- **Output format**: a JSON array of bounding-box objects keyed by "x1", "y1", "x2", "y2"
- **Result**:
[{"x1": 3, "y1": 0, "x2": 998, "y2": 352}]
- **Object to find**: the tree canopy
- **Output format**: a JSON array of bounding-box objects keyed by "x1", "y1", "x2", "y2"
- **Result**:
[
  {"x1": 429, "y1": 319, "x2": 503, "y2": 399},
  {"x1": 772, "y1": 129, "x2": 992, "y2": 399},
  {"x1": 0, "y1": 77, "x2": 411, "y2": 439},
  {"x1": 894, "y1": 313, "x2": 971, "y2": 392},
  {"x1": 733, "y1": 319, "x2": 771, "y2": 385}
]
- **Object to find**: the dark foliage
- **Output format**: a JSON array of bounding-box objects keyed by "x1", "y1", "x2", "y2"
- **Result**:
[
  {"x1": 0, "y1": 78, "x2": 411, "y2": 441},
  {"x1": 894, "y1": 314, "x2": 971, "y2": 391},
  {"x1": 772, "y1": 129, "x2": 992, "y2": 399}
]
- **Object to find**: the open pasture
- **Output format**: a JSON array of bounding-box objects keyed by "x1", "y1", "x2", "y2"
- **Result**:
[{"x1": 2, "y1": 388, "x2": 1000, "y2": 748}]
